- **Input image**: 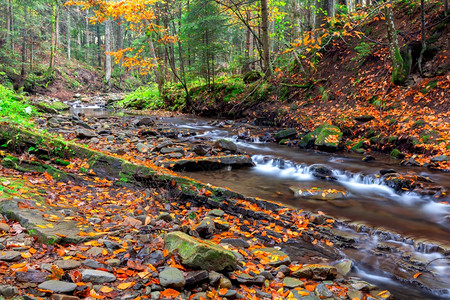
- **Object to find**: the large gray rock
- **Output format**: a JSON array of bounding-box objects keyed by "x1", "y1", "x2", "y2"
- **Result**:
[
  {"x1": 159, "y1": 267, "x2": 186, "y2": 288},
  {"x1": 0, "y1": 251, "x2": 21, "y2": 262},
  {"x1": 37, "y1": 280, "x2": 77, "y2": 293},
  {"x1": 213, "y1": 139, "x2": 237, "y2": 153},
  {"x1": 81, "y1": 269, "x2": 116, "y2": 283},
  {"x1": 76, "y1": 128, "x2": 97, "y2": 139},
  {"x1": 292, "y1": 265, "x2": 337, "y2": 280},
  {"x1": 274, "y1": 128, "x2": 297, "y2": 141},
  {"x1": 164, "y1": 231, "x2": 237, "y2": 272},
  {"x1": 0, "y1": 285, "x2": 18, "y2": 298},
  {"x1": 55, "y1": 259, "x2": 82, "y2": 270}
]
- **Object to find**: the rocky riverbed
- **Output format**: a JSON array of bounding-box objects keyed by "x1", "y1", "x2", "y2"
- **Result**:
[{"x1": 0, "y1": 97, "x2": 448, "y2": 299}]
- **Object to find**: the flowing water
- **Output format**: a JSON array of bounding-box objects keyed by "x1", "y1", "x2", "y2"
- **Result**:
[{"x1": 70, "y1": 105, "x2": 450, "y2": 299}]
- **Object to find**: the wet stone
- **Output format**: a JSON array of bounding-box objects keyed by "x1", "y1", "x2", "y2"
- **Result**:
[
  {"x1": 283, "y1": 277, "x2": 305, "y2": 288},
  {"x1": 185, "y1": 270, "x2": 209, "y2": 287},
  {"x1": 55, "y1": 259, "x2": 82, "y2": 270},
  {"x1": 38, "y1": 280, "x2": 77, "y2": 293},
  {"x1": 0, "y1": 250, "x2": 22, "y2": 261},
  {"x1": 81, "y1": 269, "x2": 116, "y2": 283},
  {"x1": 86, "y1": 246, "x2": 105, "y2": 257},
  {"x1": 314, "y1": 283, "x2": 333, "y2": 298},
  {"x1": 15, "y1": 270, "x2": 48, "y2": 283},
  {"x1": 159, "y1": 267, "x2": 185, "y2": 288},
  {"x1": 0, "y1": 285, "x2": 18, "y2": 298},
  {"x1": 207, "y1": 209, "x2": 225, "y2": 217},
  {"x1": 292, "y1": 265, "x2": 337, "y2": 281},
  {"x1": 220, "y1": 238, "x2": 250, "y2": 248},
  {"x1": 290, "y1": 289, "x2": 320, "y2": 300},
  {"x1": 0, "y1": 223, "x2": 10, "y2": 232}
]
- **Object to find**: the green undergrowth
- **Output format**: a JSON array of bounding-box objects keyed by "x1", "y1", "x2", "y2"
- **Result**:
[
  {"x1": 0, "y1": 84, "x2": 38, "y2": 127},
  {"x1": 116, "y1": 84, "x2": 164, "y2": 110}
]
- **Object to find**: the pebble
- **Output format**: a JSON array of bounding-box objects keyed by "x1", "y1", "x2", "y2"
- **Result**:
[
  {"x1": 0, "y1": 250, "x2": 22, "y2": 261},
  {"x1": 159, "y1": 267, "x2": 185, "y2": 288},
  {"x1": 81, "y1": 269, "x2": 116, "y2": 283},
  {"x1": 55, "y1": 259, "x2": 82, "y2": 270},
  {"x1": 38, "y1": 280, "x2": 77, "y2": 293},
  {"x1": 0, "y1": 285, "x2": 18, "y2": 298},
  {"x1": 0, "y1": 223, "x2": 10, "y2": 233}
]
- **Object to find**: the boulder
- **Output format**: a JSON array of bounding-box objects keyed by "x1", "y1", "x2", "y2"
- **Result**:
[
  {"x1": 390, "y1": 149, "x2": 405, "y2": 159},
  {"x1": 309, "y1": 164, "x2": 335, "y2": 180},
  {"x1": 136, "y1": 117, "x2": 155, "y2": 127},
  {"x1": 274, "y1": 128, "x2": 297, "y2": 141},
  {"x1": 314, "y1": 123, "x2": 343, "y2": 148},
  {"x1": 292, "y1": 264, "x2": 337, "y2": 280},
  {"x1": 431, "y1": 155, "x2": 449, "y2": 162},
  {"x1": 76, "y1": 128, "x2": 97, "y2": 139},
  {"x1": 213, "y1": 139, "x2": 237, "y2": 153},
  {"x1": 164, "y1": 231, "x2": 237, "y2": 272}
]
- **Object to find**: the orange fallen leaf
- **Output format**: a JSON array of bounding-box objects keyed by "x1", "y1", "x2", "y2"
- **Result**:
[
  {"x1": 100, "y1": 286, "x2": 114, "y2": 293},
  {"x1": 160, "y1": 288, "x2": 180, "y2": 298},
  {"x1": 117, "y1": 281, "x2": 135, "y2": 290},
  {"x1": 413, "y1": 272, "x2": 422, "y2": 279}
]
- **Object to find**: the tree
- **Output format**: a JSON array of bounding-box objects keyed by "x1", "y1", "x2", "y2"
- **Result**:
[
  {"x1": 260, "y1": 0, "x2": 271, "y2": 75},
  {"x1": 384, "y1": 0, "x2": 408, "y2": 85}
]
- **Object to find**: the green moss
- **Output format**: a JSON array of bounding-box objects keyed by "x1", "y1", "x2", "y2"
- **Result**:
[
  {"x1": 388, "y1": 136, "x2": 398, "y2": 143},
  {"x1": 351, "y1": 140, "x2": 365, "y2": 151},
  {"x1": 390, "y1": 149, "x2": 404, "y2": 158}
]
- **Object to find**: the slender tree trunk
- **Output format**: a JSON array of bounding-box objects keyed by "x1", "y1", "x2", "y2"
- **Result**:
[
  {"x1": 418, "y1": 0, "x2": 426, "y2": 75},
  {"x1": 85, "y1": 10, "x2": 90, "y2": 62},
  {"x1": 96, "y1": 23, "x2": 101, "y2": 67},
  {"x1": 67, "y1": 9, "x2": 71, "y2": 60},
  {"x1": 56, "y1": 6, "x2": 60, "y2": 49},
  {"x1": 21, "y1": 5, "x2": 28, "y2": 84},
  {"x1": 6, "y1": 0, "x2": 11, "y2": 45},
  {"x1": 260, "y1": 0, "x2": 271, "y2": 76},
  {"x1": 384, "y1": 1, "x2": 408, "y2": 84},
  {"x1": 242, "y1": 12, "x2": 252, "y2": 73},
  {"x1": 104, "y1": 19, "x2": 112, "y2": 89},
  {"x1": 10, "y1": 0, "x2": 14, "y2": 50},
  {"x1": 49, "y1": 0, "x2": 57, "y2": 70}
]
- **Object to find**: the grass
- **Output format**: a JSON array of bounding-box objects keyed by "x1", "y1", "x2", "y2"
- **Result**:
[{"x1": 0, "y1": 84, "x2": 38, "y2": 128}]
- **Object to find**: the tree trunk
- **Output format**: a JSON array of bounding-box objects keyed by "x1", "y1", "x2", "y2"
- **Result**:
[
  {"x1": 260, "y1": 0, "x2": 271, "y2": 76},
  {"x1": 347, "y1": 0, "x2": 355, "y2": 13},
  {"x1": 384, "y1": 1, "x2": 408, "y2": 85},
  {"x1": 67, "y1": 8, "x2": 71, "y2": 60},
  {"x1": 104, "y1": 19, "x2": 112, "y2": 89},
  {"x1": 316, "y1": 0, "x2": 330, "y2": 28},
  {"x1": 49, "y1": 0, "x2": 57, "y2": 70},
  {"x1": 85, "y1": 9, "x2": 90, "y2": 62},
  {"x1": 6, "y1": 0, "x2": 11, "y2": 45},
  {"x1": 96, "y1": 23, "x2": 101, "y2": 67},
  {"x1": 20, "y1": 5, "x2": 28, "y2": 86},
  {"x1": 418, "y1": 0, "x2": 426, "y2": 75},
  {"x1": 445, "y1": 0, "x2": 448, "y2": 12}
]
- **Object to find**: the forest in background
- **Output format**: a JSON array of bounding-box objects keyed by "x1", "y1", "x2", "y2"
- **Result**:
[{"x1": 0, "y1": 0, "x2": 449, "y2": 165}]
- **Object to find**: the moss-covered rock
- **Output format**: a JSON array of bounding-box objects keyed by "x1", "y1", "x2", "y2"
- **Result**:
[
  {"x1": 164, "y1": 231, "x2": 237, "y2": 272},
  {"x1": 314, "y1": 123, "x2": 343, "y2": 148},
  {"x1": 298, "y1": 132, "x2": 315, "y2": 148},
  {"x1": 390, "y1": 149, "x2": 405, "y2": 159},
  {"x1": 274, "y1": 128, "x2": 297, "y2": 141}
]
